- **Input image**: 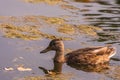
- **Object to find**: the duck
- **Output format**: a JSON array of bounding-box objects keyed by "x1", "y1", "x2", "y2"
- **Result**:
[{"x1": 40, "y1": 39, "x2": 116, "y2": 67}]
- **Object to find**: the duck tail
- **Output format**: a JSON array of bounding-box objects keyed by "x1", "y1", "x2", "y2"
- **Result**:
[{"x1": 107, "y1": 47, "x2": 116, "y2": 58}]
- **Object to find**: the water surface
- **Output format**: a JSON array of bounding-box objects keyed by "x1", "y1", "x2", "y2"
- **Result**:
[{"x1": 0, "y1": 0, "x2": 120, "y2": 80}]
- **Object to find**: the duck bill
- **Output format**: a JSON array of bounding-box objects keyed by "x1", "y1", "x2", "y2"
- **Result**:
[{"x1": 40, "y1": 46, "x2": 51, "y2": 53}]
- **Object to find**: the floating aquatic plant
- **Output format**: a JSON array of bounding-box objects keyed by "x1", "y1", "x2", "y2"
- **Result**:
[
  {"x1": 76, "y1": 25, "x2": 102, "y2": 36},
  {"x1": 24, "y1": 0, "x2": 63, "y2": 5},
  {"x1": 0, "y1": 23, "x2": 72, "y2": 40},
  {"x1": 58, "y1": 24, "x2": 75, "y2": 34},
  {"x1": 17, "y1": 73, "x2": 73, "y2": 80},
  {"x1": 39, "y1": 16, "x2": 65, "y2": 25}
]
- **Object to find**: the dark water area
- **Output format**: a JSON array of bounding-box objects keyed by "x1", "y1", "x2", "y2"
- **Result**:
[{"x1": 0, "y1": 0, "x2": 120, "y2": 80}]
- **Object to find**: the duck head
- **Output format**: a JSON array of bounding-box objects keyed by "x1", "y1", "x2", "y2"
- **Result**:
[{"x1": 40, "y1": 39, "x2": 64, "y2": 53}]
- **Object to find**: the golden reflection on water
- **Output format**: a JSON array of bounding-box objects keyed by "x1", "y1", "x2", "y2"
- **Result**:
[{"x1": 23, "y1": 0, "x2": 64, "y2": 5}]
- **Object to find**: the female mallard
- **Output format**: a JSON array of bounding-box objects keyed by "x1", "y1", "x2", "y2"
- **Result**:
[{"x1": 40, "y1": 39, "x2": 116, "y2": 66}]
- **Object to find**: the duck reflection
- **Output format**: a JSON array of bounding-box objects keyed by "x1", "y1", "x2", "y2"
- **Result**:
[
  {"x1": 39, "y1": 61, "x2": 63, "y2": 75},
  {"x1": 68, "y1": 62, "x2": 109, "y2": 72}
]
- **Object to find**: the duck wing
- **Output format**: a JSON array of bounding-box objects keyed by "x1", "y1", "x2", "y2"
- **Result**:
[
  {"x1": 66, "y1": 46, "x2": 108, "y2": 56},
  {"x1": 66, "y1": 46, "x2": 115, "y2": 65}
]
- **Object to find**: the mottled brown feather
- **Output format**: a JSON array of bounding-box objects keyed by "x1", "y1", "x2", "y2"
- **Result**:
[{"x1": 40, "y1": 39, "x2": 116, "y2": 66}]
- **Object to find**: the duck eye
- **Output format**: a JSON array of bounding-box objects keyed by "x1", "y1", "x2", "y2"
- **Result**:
[
  {"x1": 52, "y1": 42, "x2": 56, "y2": 45},
  {"x1": 50, "y1": 42, "x2": 56, "y2": 46}
]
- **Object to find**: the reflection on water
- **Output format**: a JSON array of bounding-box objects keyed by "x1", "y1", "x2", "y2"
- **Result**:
[
  {"x1": 39, "y1": 60, "x2": 110, "y2": 76},
  {"x1": 67, "y1": 62, "x2": 110, "y2": 72},
  {"x1": 116, "y1": 0, "x2": 120, "y2": 4},
  {"x1": 39, "y1": 61, "x2": 63, "y2": 75},
  {"x1": 83, "y1": 14, "x2": 102, "y2": 16},
  {"x1": 99, "y1": 9, "x2": 120, "y2": 14},
  {"x1": 79, "y1": 0, "x2": 120, "y2": 43},
  {"x1": 96, "y1": 32, "x2": 120, "y2": 42},
  {"x1": 96, "y1": 0, "x2": 120, "y2": 5},
  {"x1": 97, "y1": 1, "x2": 111, "y2": 5}
]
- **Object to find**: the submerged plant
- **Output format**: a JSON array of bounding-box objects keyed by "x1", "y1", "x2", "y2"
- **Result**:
[
  {"x1": 39, "y1": 16, "x2": 65, "y2": 25},
  {"x1": 0, "y1": 23, "x2": 72, "y2": 40},
  {"x1": 58, "y1": 24, "x2": 75, "y2": 34},
  {"x1": 24, "y1": 0, "x2": 63, "y2": 5},
  {"x1": 76, "y1": 25, "x2": 102, "y2": 36}
]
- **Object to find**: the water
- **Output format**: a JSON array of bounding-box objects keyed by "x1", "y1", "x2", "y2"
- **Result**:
[{"x1": 0, "y1": 0, "x2": 120, "y2": 80}]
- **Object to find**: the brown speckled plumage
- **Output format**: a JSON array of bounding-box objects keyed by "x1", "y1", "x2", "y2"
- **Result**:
[{"x1": 40, "y1": 39, "x2": 116, "y2": 66}]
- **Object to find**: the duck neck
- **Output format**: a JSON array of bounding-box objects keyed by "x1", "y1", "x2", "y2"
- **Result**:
[{"x1": 54, "y1": 48, "x2": 65, "y2": 63}]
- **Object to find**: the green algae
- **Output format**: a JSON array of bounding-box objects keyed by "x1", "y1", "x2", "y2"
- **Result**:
[
  {"x1": 61, "y1": 4, "x2": 80, "y2": 10},
  {"x1": 0, "y1": 23, "x2": 72, "y2": 40},
  {"x1": 24, "y1": 0, "x2": 63, "y2": 5},
  {"x1": 39, "y1": 16, "x2": 65, "y2": 25},
  {"x1": 74, "y1": 0, "x2": 94, "y2": 2},
  {"x1": 0, "y1": 16, "x2": 102, "y2": 41},
  {"x1": 23, "y1": 16, "x2": 39, "y2": 23},
  {"x1": 0, "y1": 24, "x2": 41, "y2": 40},
  {"x1": 17, "y1": 73, "x2": 73, "y2": 80},
  {"x1": 76, "y1": 25, "x2": 102, "y2": 36},
  {"x1": 58, "y1": 24, "x2": 75, "y2": 34},
  {"x1": 58, "y1": 24, "x2": 102, "y2": 36}
]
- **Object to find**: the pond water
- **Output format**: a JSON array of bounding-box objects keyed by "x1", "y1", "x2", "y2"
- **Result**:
[{"x1": 0, "y1": 0, "x2": 120, "y2": 80}]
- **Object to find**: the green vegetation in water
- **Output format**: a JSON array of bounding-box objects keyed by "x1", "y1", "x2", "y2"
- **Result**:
[
  {"x1": 0, "y1": 16, "x2": 102, "y2": 40},
  {"x1": 57, "y1": 24, "x2": 102, "y2": 36},
  {"x1": 76, "y1": 25, "x2": 102, "y2": 36},
  {"x1": 74, "y1": 0, "x2": 94, "y2": 2},
  {"x1": 39, "y1": 16, "x2": 65, "y2": 25},
  {"x1": 61, "y1": 4, "x2": 80, "y2": 10},
  {"x1": 17, "y1": 73, "x2": 73, "y2": 80},
  {"x1": 0, "y1": 23, "x2": 72, "y2": 40},
  {"x1": 23, "y1": 16, "x2": 39, "y2": 23},
  {"x1": 58, "y1": 24, "x2": 75, "y2": 34},
  {"x1": 38, "y1": 16, "x2": 102, "y2": 36},
  {"x1": 23, "y1": 0, "x2": 63, "y2": 5},
  {"x1": 0, "y1": 23, "x2": 42, "y2": 40}
]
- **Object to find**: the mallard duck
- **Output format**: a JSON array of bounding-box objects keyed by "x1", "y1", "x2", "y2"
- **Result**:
[{"x1": 40, "y1": 39, "x2": 116, "y2": 66}]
